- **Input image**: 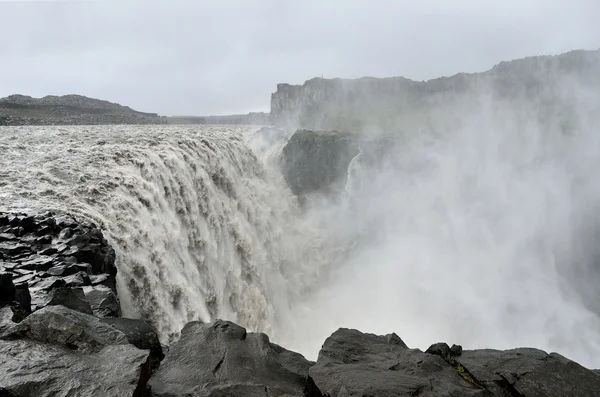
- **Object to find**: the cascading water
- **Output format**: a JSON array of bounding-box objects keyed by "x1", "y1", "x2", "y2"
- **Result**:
[
  {"x1": 0, "y1": 125, "x2": 335, "y2": 345},
  {"x1": 3, "y1": 80, "x2": 600, "y2": 370}
]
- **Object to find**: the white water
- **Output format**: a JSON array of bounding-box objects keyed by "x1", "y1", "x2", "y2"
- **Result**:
[
  {"x1": 0, "y1": 125, "x2": 336, "y2": 343},
  {"x1": 2, "y1": 84, "x2": 600, "y2": 369}
]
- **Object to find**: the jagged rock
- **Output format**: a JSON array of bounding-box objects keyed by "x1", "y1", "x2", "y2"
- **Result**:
[
  {"x1": 456, "y1": 348, "x2": 600, "y2": 396},
  {"x1": 0, "y1": 306, "x2": 151, "y2": 397},
  {"x1": 0, "y1": 242, "x2": 29, "y2": 256},
  {"x1": 281, "y1": 130, "x2": 360, "y2": 203},
  {"x1": 30, "y1": 276, "x2": 65, "y2": 291},
  {"x1": 45, "y1": 287, "x2": 93, "y2": 315},
  {"x1": 148, "y1": 320, "x2": 313, "y2": 396},
  {"x1": 0, "y1": 233, "x2": 16, "y2": 241},
  {"x1": 45, "y1": 264, "x2": 67, "y2": 276},
  {"x1": 0, "y1": 273, "x2": 16, "y2": 305},
  {"x1": 102, "y1": 317, "x2": 164, "y2": 369},
  {"x1": 451, "y1": 344, "x2": 463, "y2": 356},
  {"x1": 11, "y1": 273, "x2": 36, "y2": 285},
  {"x1": 0, "y1": 211, "x2": 119, "y2": 317},
  {"x1": 63, "y1": 271, "x2": 91, "y2": 287},
  {"x1": 13, "y1": 286, "x2": 31, "y2": 314},
  {"x1": 307, "y1": 327, "x2": 600, "y2": 397},
  {"x1": 308, "y1": 328, "x2": 485, "y2": 397},
  {"x1": 18, "y1": 255, "x2": 56, "y2": 271},
  {"x1": 84, "y1": 285, "x2": 121, "y2": 318},
  {"x1": 0, "y1": 307, "x2": 14, "y2": 338}
]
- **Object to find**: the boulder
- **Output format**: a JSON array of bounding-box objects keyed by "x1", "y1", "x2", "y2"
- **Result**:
[
  {"x1": 455, "y1": 348, "x2": 600, "y2": 396},
  {"x1": 6, "y1": 305, "x2": 129, "y2": 351},
  {"x1": 84, "y1": 285, "x2": 121, "y2": 317},
  {"x1": 308, "y1": 328, "x2": 484, "y2": 397},
  {"x1": 307, "y1": 327, "x2": 600, "y2": 397},
  {"x1": 148, "y1": 320, "x2": 313, "y2": 396},
  {"x1": 0, "y1": 306, "x2": 151, "y2": 397},
  {"x1": 102, "y1": 317, "x2": 164, "y2": 369},
  {"x1": 45, "y1": 287, "x2": 93, "y2": 315}
]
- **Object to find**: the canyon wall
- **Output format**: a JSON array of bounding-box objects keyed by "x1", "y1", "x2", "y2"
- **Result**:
[{"x1": 270, "y1": 49, "x2": 600, "y2": 132}]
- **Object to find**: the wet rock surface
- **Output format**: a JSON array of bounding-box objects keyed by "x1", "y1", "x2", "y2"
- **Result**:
[
  {"x1": 0, "y1": 211, "x2": 117, "y2": 315},
  {"x1": 0, "y1": 306, "x2": 152, "y2": 397},
  {"x1": 148, "y1": 319, "x2": 314, "y2": 397},
  {"x1": 280, "y1": 129, "x2": 400, "y2": 203},
  {"x1": 1, "y1": 307, "x2": 598, "y2": 396}
]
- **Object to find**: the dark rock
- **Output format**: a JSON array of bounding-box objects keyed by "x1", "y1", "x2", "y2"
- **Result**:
[
  {"x1": 18, "y1": 255, "x2": 55, "y2": 271},
  {"x1": 11, "y1": 272, "x2": 37, "y2": 285},
  {"x1": 35, "y1": 234, "x2": 52, "y2": 244},
  {"x1": 66, "y1": 262, "x2": 91, "y2": 274},
  {"x1": 45, "y1": 287, "x2": 93, "y2": 315},
  {"x1": 457, "y1": 348, "x2": 600, "y2": 396},
  {"x1": 310, "y1": 328, "x2": 487, "y2": 397},
  {"x1": 58, "y1": 227, "x2": 74, "y2": 240},
  {"x1": 281, "y1": 130, "x2": 360, "y2": 204},
  {"x1": 90, "y1": 273, "x2": 110, "y2": 285},
  {"x1": 0, "y1": 273, "x2": 15, "y2": 305},
  {"x1": 83, "y1": 285, "x2": 120, "y2": 317},
  {"x1": 426, "y1": 342, "x2": 452, "y2": 359},
  {"x1": 0, "y1": 242, "x2": 29, "y2": 256},
  {"x1": 0, "y1": 307, "x2": 15, "y2": 338},
  {"x1": 39, "y1": 246, "x2": 58, "y2": 256},
  {"x1": 102, "y1": 316, "x2": 164, "y2": 369},
  {"x1": 53, "y1": 242, "x2": 69, "y2": 254},
  {"x1": 63, "y1": 271, "x2": 91, "y2": 287},
  {"x1": 0, "y1": 306, "x2": 151, "y2": 397},
  {"x1": 30, "y1": 276, "x2": 65, "y2": 291},
  {"x1": 0, "y1": 233, "x2": 16, "y2": 241},
  {"x1": 451, "y1": 344, "x2": 463, "y2": 356},
  {"x1": 45, "y1": 264, "x2": 67, "y2": 276},
  {"x1": 8, "y1": 305, "x2": 128, "y2": 349},
  {"x1": 148, "y1": 320, "x2": 313, "y2": 396},
  {"x1": 14, "y1": 285, "x2": 31, "y2": 314}
]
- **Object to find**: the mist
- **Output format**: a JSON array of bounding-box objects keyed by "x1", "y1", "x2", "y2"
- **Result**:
[{"x1": 259, "y1": 72, "x2": 600, "y2": 369}]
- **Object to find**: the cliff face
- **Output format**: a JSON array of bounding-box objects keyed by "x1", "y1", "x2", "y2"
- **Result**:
[{"x1": 270, "y1": 49, "x2": 600, "y2": 131}]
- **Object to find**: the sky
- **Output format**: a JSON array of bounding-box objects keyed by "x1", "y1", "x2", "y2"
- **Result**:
[{"x1": 0, "y1": 0, "x2": 599, "y2": 116}]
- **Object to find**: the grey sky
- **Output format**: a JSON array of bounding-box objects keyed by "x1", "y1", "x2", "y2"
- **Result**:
[{"x1": 1, "y1": 0, "x2": 599, "y2": 116}]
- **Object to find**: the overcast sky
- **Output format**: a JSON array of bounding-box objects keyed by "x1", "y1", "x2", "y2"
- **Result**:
[{"x1": 0, "y1": 0, "x2": 598, "y2": 116}]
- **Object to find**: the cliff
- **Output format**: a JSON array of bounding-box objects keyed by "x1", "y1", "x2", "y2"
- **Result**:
[
  {"x1": 0, "y1": 94, "x2": 167, "y2": 126},
  {"x1": 270, "y1": 49, "x2": 600, "y2": 131}
]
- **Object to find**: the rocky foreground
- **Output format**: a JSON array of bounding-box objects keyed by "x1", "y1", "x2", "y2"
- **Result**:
[{"x1": 2, "y1": 212, "x2": 600, "y2": 396}]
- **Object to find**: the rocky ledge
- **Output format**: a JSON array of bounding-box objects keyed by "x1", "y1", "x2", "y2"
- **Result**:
[
  {"x1": 2, "y1": 211, "x2": 600, "y2": 396},
  {"x1": 2, "y1": 306, "x2": 599, "y2": 396},
  {"x1": 0, "y1": 212, "x2": 119, "y2": 319}
]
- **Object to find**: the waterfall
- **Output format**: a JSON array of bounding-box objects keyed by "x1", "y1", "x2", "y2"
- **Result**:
[{"x1": 0, "y1": 125, "x2": 333, "y2": 345}]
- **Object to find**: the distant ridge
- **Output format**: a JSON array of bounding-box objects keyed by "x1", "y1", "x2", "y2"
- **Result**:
[{"x1": 0, "y1": 94, "x2": 165, "y2": 126}]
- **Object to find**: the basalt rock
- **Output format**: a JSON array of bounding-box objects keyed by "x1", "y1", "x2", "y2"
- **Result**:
[
  {"x1": 148, "y1": 320, "x2": 314, "y2": 397},
  {"x1": 0, "y1": 306, "x2": 153, "y2": 397},
  {"x1": 144, "y1": 321, "x2": 600, "y2": 397},
  {"x1": 0, "y1": 211, "x2": 118, "y2": 316}
]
